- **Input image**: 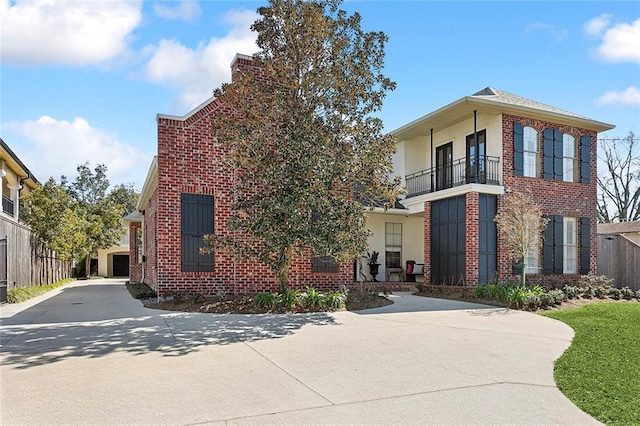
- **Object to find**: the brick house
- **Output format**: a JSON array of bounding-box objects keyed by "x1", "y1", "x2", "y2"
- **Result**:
[{"x1": 129, "y1": 54, "x2": 614, "y2": 295}]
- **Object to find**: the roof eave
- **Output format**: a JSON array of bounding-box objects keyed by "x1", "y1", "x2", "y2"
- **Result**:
[{"x1": 136, "y1": 156, "x2": 158, "y2": 211}]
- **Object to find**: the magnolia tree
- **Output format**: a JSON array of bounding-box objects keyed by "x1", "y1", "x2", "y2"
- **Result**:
[
  {"x1": 494, "y1": 191, "x2": 548, "y2": 287},
  {"x1": 202, "y1": 0, "x2": 400, "y2": 291}
]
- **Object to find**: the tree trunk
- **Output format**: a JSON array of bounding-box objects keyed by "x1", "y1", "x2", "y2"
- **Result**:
[
  {"x1": 85, "y1": 254, "x2": 90, "y2": 278},
  {"x1": 275, "y1": 245, "x2": 293, "y2": 293},
  {"x1": 521, "y1": 256, "x2": 526, "y2": 287}
]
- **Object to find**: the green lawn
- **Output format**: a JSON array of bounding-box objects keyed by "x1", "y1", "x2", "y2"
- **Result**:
[{"x1": 543, "y1": 302, "x2": 640, "y2": 425}]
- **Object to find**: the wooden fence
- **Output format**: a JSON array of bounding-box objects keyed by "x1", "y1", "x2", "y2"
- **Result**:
[
  {"x1": 0, "y1": 216, "x2": 73, "y2": 293},
  {"x1": 598, "y1": 234, "x2": 640, "y2": 291}
]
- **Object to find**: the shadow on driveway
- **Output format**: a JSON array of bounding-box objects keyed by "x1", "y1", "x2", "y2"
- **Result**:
[{"x1": 0, "y1": 283, "x2": 338, "y2": 370}]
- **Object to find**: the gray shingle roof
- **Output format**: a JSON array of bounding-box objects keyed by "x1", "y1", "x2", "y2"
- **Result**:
[{"x1": 471, "y1": 87, "x2": 592, "y2": 121}]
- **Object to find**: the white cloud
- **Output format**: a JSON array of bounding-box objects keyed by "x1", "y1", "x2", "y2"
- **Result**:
[
  {"x1": 143, "y1": 9, "x2": 259, "y2": 109},
  {"x1": 592, "y1": 18, "x2": 640, "y2": 63},
  {"x1": 154, "y1": 1, "x2": 201, "y2": 21},
  {"x1": 596, "y1": 86, "x2": 640, "y2": 106},
  {"x1": 0, "y1": 0, "x2": 142, "y2": 66},
  {"x1": 525, "y1": 22, "x2": 568, "y2": 42},
  {"x1": 583, "y1": 14, "x2": 613, "y2": 37},
  {"x1": 4, "y1": 116, "x2": 153, "y2": 188}
]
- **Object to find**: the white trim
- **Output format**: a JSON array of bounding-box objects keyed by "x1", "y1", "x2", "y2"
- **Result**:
[
  {"x1": 136, "y1": 157, "x2": 158, "y2": 211},
  {"x1": 400, "y1": 184, "x2": 505, "y2": 214},
  {"x1": 157, "y1": 97, "x2": 216, "y2": 122}
]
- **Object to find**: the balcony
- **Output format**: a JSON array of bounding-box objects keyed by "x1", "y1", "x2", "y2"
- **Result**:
[
  {"x1": 405, "y1": 156, "x2": 501, "y2": 198},
  {"x1": 2, "y1": 195, "x2": 14, "y2": 217}
]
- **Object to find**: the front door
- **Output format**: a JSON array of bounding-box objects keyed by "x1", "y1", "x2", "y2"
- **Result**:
[
  {"x1": 436, "y1": 142, "x2": 453, "y2": 190},
  {"x1": 466, "y1": 130, "x2": 486, "y2": 182}
]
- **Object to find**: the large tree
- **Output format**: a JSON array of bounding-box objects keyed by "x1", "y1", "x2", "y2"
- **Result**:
[
  {"x1": 21, "y1": 178, "x2": 88, "y2": 261},
  {"x1": 203, "y1": 0, "x2": 400, "y2": 290},
  {"x1": 597, "y1": 131, "x2": 640, "y2": 223},
  {"x1": 65, "y1": 163, "x2": 133, "y2": 276},
  {"x1": 494, "y1": 191, "x2": 548, "y2": 287}
]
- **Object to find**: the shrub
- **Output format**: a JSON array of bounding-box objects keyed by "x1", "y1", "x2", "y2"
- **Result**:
[
  {"x1": 473, "y1": 284, "x2": 489, "y2": 298},
  {"x1": 415, "y1": 283, "x2": 427, "y2": 293},
  {"x1": 594, "y1": 285, "x2": 608, "y2": 299},
  {"x1": 523, "y1": 294, "x2": 541, "y2": 310},
  {"x1": 506, "y1": 286, "x2": 527, "y2": 308},
  {"x1": 278, "y1": 288, "x2": 302, "y2": 310},
  {"x1": 563, "y1": 285, "x2": 579, "y2": 300},
  {"x1": 487, "y1": 283, "x2": 509, "y2": 301},
  {"x1": 548, "y1": 289, "x2": 565, "y2": 305},
  {"x1": 578, "y1": 273, "x2": 613, "y2": 288},
  {"x1": 609, "y1": 288, "x2": 621, "y2": 300},
  {"x1": 582, "y1": 286, "x2": 595, "y2": 299},
  {"x1": 254, "y1": 292, "x2": 278, "y2": 309},
  {"x1": 7, "y1": 278, "x2": 75, "y2": 303},
  {"x1": 538, "y1": 293, "x2": 554, "y2": 308},
  {"x1": 324, "y1": 290, "x2": 346, "y2": 309},
  {"x1": 530, "y1": 285, "x2": 546, "y2": 296},
  {"x1": 620, "y1": 287, "x2": 635, "y2": 300},
  {"x1": 125, "y1": 282, "x2": 157, "y2": 299},
  {"x1": 302, "y1": 286, "x2": 324, "y2": 308}
]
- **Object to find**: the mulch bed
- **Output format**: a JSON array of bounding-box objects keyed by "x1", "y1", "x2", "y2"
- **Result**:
[{"x1": 145, "y1": 290, "x2": 393, "y2": 314}]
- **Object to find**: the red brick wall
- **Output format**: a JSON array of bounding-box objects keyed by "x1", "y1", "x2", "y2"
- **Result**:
[
  {"x1": 148, "y1": 56, "x2": 354, "y2": 296},
  {"x1": 129, "y1": 222, "x2": 142, "y2": 283},
  {"x1": 423, "y1": 201, "x2": 431, "y2": 283},
  {"x1": 465, "y1": 192, "x2": 480, "y2": 284},
  {"x1": 499, "y1": 113, "x2": 598, "y2": 286}
]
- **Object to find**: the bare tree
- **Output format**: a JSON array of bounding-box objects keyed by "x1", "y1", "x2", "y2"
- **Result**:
[
  {"x1": 495, "y1": 191, "x2": 548, "y2": 286},
  {"x1": 597, "y1": 131, "x2": 640, "y2": 223}
]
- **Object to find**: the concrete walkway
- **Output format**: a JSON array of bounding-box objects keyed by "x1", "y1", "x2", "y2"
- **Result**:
[{"x1": 0, "y1": 279, "x2": 599, "y2": 425}]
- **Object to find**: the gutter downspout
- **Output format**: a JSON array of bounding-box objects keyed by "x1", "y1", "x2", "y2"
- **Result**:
[
  {"x1": 430, "y1": 128, "x2": 434, "y2": 192},
  {"x1": 474, "y1": 110, "x2": 479, "y2": 182}
]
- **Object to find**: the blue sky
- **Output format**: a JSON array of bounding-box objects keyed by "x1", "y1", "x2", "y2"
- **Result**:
[{"x1": 1, "y1": 0, "x2": 639, "y2": 190}]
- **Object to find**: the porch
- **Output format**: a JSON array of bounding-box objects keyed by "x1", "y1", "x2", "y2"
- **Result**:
[{"x1": 405, "y1": 155, "x2": 501, "y2": 198}]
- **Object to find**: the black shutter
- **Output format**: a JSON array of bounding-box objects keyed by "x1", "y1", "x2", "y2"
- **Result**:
[
  {"x1": 553, "y1": 214, "x2": 563, "y2": 274},
  {"x1": 543, "y1": 129, "x2": 554, "y2": 179},
  {"x1": 580, "y1": 135, "x2": 591, "y2": 184},
  {"x1": 580, "y1": 217, "x2": 591, "y2": 274},
  {"x1": 513, "y1": 122, "x2": 524, "y2": 176},
  {"x1": 553, "y1": 130, "x2": 563, "y2": 181},
  {"x1": 542, "y1": 215, "x2": 554, "y2": 274},
  {"x1": 181, "y1": 193, "x2": 214, "y2": 272}
]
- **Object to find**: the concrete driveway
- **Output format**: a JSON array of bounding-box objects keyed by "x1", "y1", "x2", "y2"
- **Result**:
[{"x1": 0, "y1": 278, "x2": 598, "y2": 425}]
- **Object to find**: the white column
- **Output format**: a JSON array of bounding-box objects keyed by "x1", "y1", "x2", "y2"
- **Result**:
[{"x1": 8, "y1": 184, "x2": 20, "y2": 219}]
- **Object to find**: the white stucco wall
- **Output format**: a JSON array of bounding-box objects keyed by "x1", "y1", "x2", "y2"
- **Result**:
[
  {"x1": 97, "y1": 245, "x2": 129, "y2": 277},
  {"x1": 401, "y1": 113, "x2": 504, "y2": 180},
  {"x1": 362, "y1": 212, "x2": 424, "y2": 281}
]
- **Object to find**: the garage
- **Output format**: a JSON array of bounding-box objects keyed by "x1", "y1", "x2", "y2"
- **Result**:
[{"x1": 112, "y1": 255, "x2": 130, "y2": 277}]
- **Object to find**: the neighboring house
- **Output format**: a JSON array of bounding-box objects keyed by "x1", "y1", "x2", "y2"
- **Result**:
[
  {"x1": 96, "y1": 224, "x2": 131, "y2": 278},
  {"x1": 129, "y1": 54, "x2": 615, "y2": 295},
  {"x1": 1, "y1": 138, "x2": 37, "y2": 221},
  {"x1": 1, "y1": 139, "x2": 71, "y2": 302},
  {"x1": 597, "y1": 221, "x2": 640, "y2": 290}
]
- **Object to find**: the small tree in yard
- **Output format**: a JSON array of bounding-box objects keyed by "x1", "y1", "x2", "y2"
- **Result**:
[
  {"x1": 494, "y1": 191, "x2": 548, "y2": 287},
  {"x1": 202, "y1": 0, "x2": 400, "y2": 291}
]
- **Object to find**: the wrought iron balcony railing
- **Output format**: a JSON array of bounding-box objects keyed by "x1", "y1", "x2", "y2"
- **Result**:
[
  {"x1": 2, "y1": 195, "x2": 14, "y2": 217},
  {"x1": 405, "y1": 155, "x2": 501, "y2": 198}
]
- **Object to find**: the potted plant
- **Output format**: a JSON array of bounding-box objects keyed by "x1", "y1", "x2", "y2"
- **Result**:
[{"x1": 367, "y1": 250, "x2": 380, "y2": 282}]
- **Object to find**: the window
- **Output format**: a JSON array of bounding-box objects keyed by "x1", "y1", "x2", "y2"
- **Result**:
[
  {"x1": 181, "y1": 193, "x2": 214, "y2": 272},
  {"x1": 563, "y1": 134, "x2": 577, "y2": 182},
  {"x1": 385, "y1": 222, "x2": 402, "y2": 268},
  {"x1": 563, "y1": 217, "x2": 577, "y2": 274},
  {"x1": 311, "y1": 256, "x2": 338, "y2": 273},
  {"x1": 135, "y1": 226, "x2": 143, "y2": 263},
  {"x1": 523, "y1": 127, "x2": 538, "y2": 177},
  {"x1": 311, "y1": 211, "x2": 338, "y2": 273},
  {"x1": 525, "y1": 234, "x2": 539, "y2": 274}
]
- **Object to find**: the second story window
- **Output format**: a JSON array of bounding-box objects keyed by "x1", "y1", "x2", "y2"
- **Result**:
[
  {"x1": 523, "y1": 127, "x2": 538, "y2": 177},
  {"x1": 563, "y1": 134, "x2": 577, "y2": 182}
]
